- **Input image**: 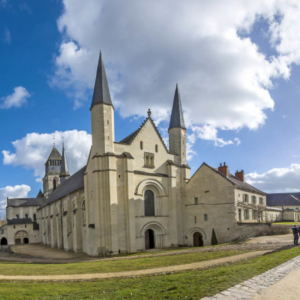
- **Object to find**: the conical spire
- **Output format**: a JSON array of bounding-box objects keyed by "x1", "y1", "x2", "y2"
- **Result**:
[
  {"x1": 36, "y1": 190, "x2": 44, "y2": 198},
  {"x1": 90, "y1": 51, "x2": 113, "y2": 110},
  {"x1": 168, "y1": 84, "x2": 186, "y2": 130},
  {"x1": 60, "y1": 142, "x2": 70, "y2": 177}
]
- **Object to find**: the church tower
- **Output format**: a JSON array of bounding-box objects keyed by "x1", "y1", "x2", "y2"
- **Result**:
[
  {"x1": 43, "y1": 146, "x2": 62, "y2": 198},
  {"x1": 59, "y1": 142, "x2": 70, "y2": 185},
  {"x1": 90, "y1": 52, "x2": 115, "y2": 156},
  {"x1": 168, "y1": 84, "x2": 187, "y2": 165}
]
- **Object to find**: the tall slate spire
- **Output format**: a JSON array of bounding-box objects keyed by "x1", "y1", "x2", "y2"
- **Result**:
[
  {"x1": 90, "y1": 51, "x2": 113, "y2": 110},
  {"x1": 60, "y1": 142, "x2": 70, "y2": 178},
  {"x1": 168, "y1": 84, "x2": 186, "y2": 130}
]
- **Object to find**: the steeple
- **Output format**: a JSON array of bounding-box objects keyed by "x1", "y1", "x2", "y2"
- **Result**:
[
  {"x1": 60, "y1": 142, "x2": 70, "y2": 182},
  {"x1": 90, "y1": 51, "x2": 113, "y2": 110},
  {"x1": 169, "y1": 84, "x2": 186, "y2": 130}
]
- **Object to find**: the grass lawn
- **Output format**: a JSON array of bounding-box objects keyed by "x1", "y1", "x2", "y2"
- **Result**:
[
  {"x1": 0, "y1": 247, "x2": 299, "y2": 299},
  {"x1": 0, "y1": 250, "x2": 248, "y2": 276},
  {"x1": 273, "y1": 222, "x2": 297, "y2": 225}
]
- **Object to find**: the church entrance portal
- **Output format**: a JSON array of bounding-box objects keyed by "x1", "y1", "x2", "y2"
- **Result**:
[
  {"x1": 15, "y1": 238, "x2": 21, "y2": 245},
  {"x1": 193, "y1": 232, "x2": 203, "y2": 247},
  {"x1": 0, "y1": 238, "x2": 7, "y2": 245},
  {"x1": 145, "y1": 229, "x2": 155, "y2": 249}
]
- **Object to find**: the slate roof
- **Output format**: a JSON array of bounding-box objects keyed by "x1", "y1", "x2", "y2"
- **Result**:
[
  {"x1": 43, "y1": 165, "x2": 86, "y2": 207},
  {"x1": 90, "y1": 52, "x2": 113, "y2": 109},
  {"x1": 169, "y1": 84, "x2": 186, "y2": 130},
  {"x1": 116, "y1": 117, "x2": 169, "y2": 153},
  {"x1": 7, "y1": 197, "x2": 46, "y2": 208},
  {"x1": 267, "y1": 193, "x2": 300, "y2": 206},
  {"x1": 191, "y1": 163, "x2": 266, "y2": 195},
  {"x1": 7, "y1": 218, "x2": 33, "y2": 225},
  {"x1": 36, "y1": 190, "x2": 44, "y2": 198},
  {"x1": 60, "y1": 143, "x2": 70, "y2": 177},
  {"x1": 47, "y1": 146, "x2": 62, "y2": 161}
]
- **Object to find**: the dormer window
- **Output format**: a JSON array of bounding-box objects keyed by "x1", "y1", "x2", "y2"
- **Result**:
[{"x1": 144, "y1": 152, "x2": 154, "y2": 168}]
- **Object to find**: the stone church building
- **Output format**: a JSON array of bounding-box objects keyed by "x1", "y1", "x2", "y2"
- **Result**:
[{"x1": 1, "y1": 53, "x2": 278, "y2": 255}]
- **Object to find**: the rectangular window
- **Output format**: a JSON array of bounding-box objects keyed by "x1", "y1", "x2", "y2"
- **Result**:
[
  {"x1": 252, "y1": 196, "x2": 257, "y2": 204},
  {"x1": 259, "y1": 197, "x2": 264, "y2": 205},
  {"x1": 204, "y1": 214, "x2": 208, "y2": 221},
  {"x1": 144, "y1": 152, "x2": 154, "y2": 168},
  {"x1": 238, "y1": 209, "x2": 242, "y2": 222},
  {"x1": 194, "y1": 197, "x2": 198, "y2": 205},
  {"x1": 243, "y1": 194, "x2": 249, "y2": 203},
  {"x1": 244, "y1": 209, "x2": 250, "y2": 220},
  {"x1": 252, "y1": 210, "x2": 258, "y2": 220}
]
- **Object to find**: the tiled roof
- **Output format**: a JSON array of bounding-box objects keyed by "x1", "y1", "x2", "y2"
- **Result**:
[
  {"x1": 43, "y1": 165, "x2": 86, "y2": 207},
  {"x1": 7, "y1": 218, "x2": 33, "y2": 225},
  {"x1": 267, "y1": 193, "x2": 300, "y2": 206},
  {"x1": 191, "y1": 163, "x2": 266, "y2": 196},
  {"x1": 7, "y1": 197, "x2": 46, "y2": 208}
]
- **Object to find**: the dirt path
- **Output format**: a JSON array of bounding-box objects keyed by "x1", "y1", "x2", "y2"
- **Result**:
[{"x1": 0, "y1": 250, "x2": 269, "y2": 281}]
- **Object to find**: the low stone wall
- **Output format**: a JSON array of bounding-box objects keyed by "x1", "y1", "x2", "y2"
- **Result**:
[{"x1": 230, "y1": 223, "x2": 271, "y2": 242}]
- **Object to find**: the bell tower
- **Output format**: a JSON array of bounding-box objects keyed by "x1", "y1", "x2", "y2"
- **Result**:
[
  {"x1": 90, "y1": 52, "x2": 115, "y2": 156},
  {"x1": 168, "y1": 84, "x2": 186, "y2": 165}
]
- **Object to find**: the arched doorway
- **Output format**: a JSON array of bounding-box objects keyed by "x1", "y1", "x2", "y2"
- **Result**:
[
  {"x1": 0, "y1": 238, "x2": 7, "y2": 245},
  {"x1": 193, "y1": 232, "x2": 203, "y2": 247},
  {"x1": 24, "y1": 238, "x2": 29, "y2": 244},
  {"x1": 14, "y1": 230, "x2": 28, "y2": 245},
  {"x1": 145, "y1": 229, "x2": 155, "y2": 249},
  {"x1": 15, "y1": 238, "x2": 21, "y2": 245},
  {"x1": 144, "y1": 190, "x2": 155, "y2": 216}
]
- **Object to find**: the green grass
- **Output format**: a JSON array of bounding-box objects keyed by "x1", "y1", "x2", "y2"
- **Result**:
[
  {"x1": 0, "y1": 250, "x2": 248, "y2": 276},
  {"x1": 0, "y1": 247, "x2": 299, "y2": 299},
  {"x1": 273, "y1": 222, "x2": 297, "y2": 225}
]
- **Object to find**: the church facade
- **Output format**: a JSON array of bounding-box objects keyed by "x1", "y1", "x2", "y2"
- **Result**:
[{"x1": 1, "y1": 53, "x2": 281, "y2": 255}]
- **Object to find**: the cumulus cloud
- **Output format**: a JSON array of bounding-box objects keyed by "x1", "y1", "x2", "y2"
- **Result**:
[
  {"x1": 49, "y1": 0, "x2": 300, "y2": 153},
  {"x1": 2, "y1": 130, "x2": 91, "y2": 181},
  {"x1": 246, "y1": 164, "x2": 300, "y2": 193},
  {"x1": 1, "y1": 86, "x2": 30, "y2": 109},
  {"x1": 0, "y1": 185, "x2": 31, "y2": 211}
]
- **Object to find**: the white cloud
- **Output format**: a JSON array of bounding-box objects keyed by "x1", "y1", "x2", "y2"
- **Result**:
[
  {"x1": 0, "y1": 185, "x2": 31, "y2": 211},
  {"x1": 2, "y1": 130, "x2": 92, "y2": 181},
  {"x1": 246, "y1": 164, "x2": 300, "y2": 193},
  {"x1": 50, "y1": 0, "x2": 300, "y2": 152},
  {"x1": 3, "y1": 27, "x2": 11, "y2": 44},
  {"x1": 1, "y1": 86, "x2": 30, "y2": 109}
]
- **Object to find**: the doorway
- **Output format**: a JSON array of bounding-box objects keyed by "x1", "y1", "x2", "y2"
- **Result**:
[
  {"x1": 145, "y1": 229, "x2": 155, "y2": 249},
  {"x1": 15, "y1": 238, "x2": 21, "y2": 245},
  {"x1": 24, "y1": 238, "x2": 29, "y2": 244},
  {"x1": 193, "y1": 232, "x2": 203, "y2": 247},
  {"x1": 0, "y1": 238, "x2": 7, "y2": 245}
]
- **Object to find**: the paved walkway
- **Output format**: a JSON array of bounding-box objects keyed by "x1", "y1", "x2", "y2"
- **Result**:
[
  {"x1": 0, "y1": 250, "x2": 268, "y2": 281},
  {"x1": 202, "y1": 254, "x2": 300, "y2": 300}
]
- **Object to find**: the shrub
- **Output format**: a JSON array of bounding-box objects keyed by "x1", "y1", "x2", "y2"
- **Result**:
[{"x1": 211, "y1": 228, "x2": 218, "y2": 245}]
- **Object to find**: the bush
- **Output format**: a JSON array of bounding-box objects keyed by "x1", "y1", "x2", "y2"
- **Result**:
[{"x1": 211, "y1": 228, "x2": 218, "y2": 245}]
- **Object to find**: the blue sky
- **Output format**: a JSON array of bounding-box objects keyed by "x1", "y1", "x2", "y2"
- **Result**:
[{"x1": 1, "y1": 0, "x2": 300, "y2": 214}]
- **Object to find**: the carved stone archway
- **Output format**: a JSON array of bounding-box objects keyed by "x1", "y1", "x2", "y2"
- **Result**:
[{"x1": 14, "y1": 230, "x2": 28, "y2": 245}]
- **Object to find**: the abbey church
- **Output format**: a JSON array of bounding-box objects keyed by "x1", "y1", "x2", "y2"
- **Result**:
[{"x1": 1, "y1": 53, "x2": 285, "y2": 256}]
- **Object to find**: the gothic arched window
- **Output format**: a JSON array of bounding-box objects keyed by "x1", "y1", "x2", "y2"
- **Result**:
[
  {"x1": 53, "y1": 178, "x2": 57, "y2": 190},
  {"x1": 144, "y1": 190, "x2": 155, "y2": 216},
  {"x1": 25, "y1": 214, "x2": 28, "y2": 218},
  {"x1": 82, "y1": 200, "x2": 86, "y2": 226}
]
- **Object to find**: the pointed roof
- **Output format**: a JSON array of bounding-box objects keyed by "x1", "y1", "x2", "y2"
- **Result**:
[
  {"x1": 60, "y1": 143, "x2": 70, "y2": 177},
  {"x1": 169, "y1": 84, "x2": 186, "y2": 130},
  {"x1": 37, "y1": 190, "x2": 44, "y2": 198},
  {"x1": 90, "y1": 51, "x2": 113, "y2": 110},
  {"x1": 47, "y1": 146, "x2": 62, "y2": 161}
]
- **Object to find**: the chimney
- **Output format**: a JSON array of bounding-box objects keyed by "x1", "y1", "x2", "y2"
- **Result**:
[
  {"x1": 235, "y1": 170, "x2": 244, "y2": 182},
  {"x1": 218, "y1": 162, "x2": 228, "y2": 177}
]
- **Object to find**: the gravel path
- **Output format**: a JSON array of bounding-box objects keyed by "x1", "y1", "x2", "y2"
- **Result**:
[{"x1": 0, "y1": 250, "x2": 269, "y2": 281}]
